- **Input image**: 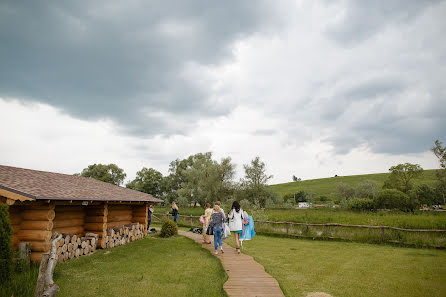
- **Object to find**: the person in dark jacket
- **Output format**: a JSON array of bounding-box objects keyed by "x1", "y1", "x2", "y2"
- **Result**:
[
  {"x1": 171, "y1": 202, "x2": 179, "y2": 223},
  {"x1": 211, "y1": 205, "x2": 225, "y2": 254},
  {"x1": 147, "y1": 204, "x2": 154, "y2": 232}
]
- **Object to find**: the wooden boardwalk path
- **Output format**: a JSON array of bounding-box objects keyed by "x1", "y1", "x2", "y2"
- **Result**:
[{"x1": 178, "y1": 230, "x2": 286, "y2": 297}]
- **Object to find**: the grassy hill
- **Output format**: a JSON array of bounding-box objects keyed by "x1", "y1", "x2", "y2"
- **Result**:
[{"x1": 269, "y1": 169, "x2": 439, "y2": 199}]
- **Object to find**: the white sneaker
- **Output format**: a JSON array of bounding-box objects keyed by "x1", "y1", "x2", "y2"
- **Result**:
[
  {"x1": 220, "y1": 247, "x2": 224, "y2": 253},
  {"x1": 214, "y1": 250, "x2": 218, "y2": 255}
]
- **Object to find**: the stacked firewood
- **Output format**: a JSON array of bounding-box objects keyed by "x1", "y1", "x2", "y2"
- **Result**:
[
  {"x1": 56, "y1": 233, "x2": 98, "y2": 262},
  {"x1": 104, "y1": 223, "x2": 145, "y2": 248}
]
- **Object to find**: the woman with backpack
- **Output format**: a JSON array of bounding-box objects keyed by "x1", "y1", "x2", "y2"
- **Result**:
[
  {"x1": 210, "y1": 204, "x2": 225, "y2": 254},
  {"x1": 228, "y1": 201, "x2": 244, "y2": 254},
  {"x1": 171, "y1": 201, "x2": 179, "y2": 223}
]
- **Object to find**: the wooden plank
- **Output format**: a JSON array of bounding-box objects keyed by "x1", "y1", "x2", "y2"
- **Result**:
[{"x1": 0, "y1": 188, "x2": 34, "y2": 202}]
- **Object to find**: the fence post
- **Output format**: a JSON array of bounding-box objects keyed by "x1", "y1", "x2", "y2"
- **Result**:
[
  {"x1": 381, "y1": 227, "x2": 385, "y2": 242},
  {"x1": 190, "y1": 216, "x2": 193, "y2": 226},
  {"x1": 325, "y1": 224, "x2": 329, "y2": 237},
  {"x1": 286, "y1": 222, "x2": 289, "y2": 235}
]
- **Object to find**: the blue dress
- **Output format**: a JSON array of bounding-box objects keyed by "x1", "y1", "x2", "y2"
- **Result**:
[{"x1": 240, "y1": 216, "x2": 256, "y2": 241}]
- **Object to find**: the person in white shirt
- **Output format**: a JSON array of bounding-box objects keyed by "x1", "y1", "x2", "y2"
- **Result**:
[{"x1": 228, "y1": 200, "x2": 243, "y2": 254}]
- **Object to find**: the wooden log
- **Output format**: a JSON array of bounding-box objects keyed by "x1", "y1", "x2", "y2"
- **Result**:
[
  {"x1": 84, "y1": 216, "x2": 106, "y2": 223},
  {"x1": 70, "y1": 235, "x2": 78, "y2": 244},
  {"x1": 63, "y1": 252, "x2": 68, "y2": 261},
  {"x1": 9, "y1": 213, "x2": 22, "y2": 225},
  {"x1": 54, "y1": 211, "x2": 84, "y2": 220},
  {"x1": 85, "y1": 232, "x2": 99, "y2": 238},
  {"x1": 52, "y1": 226, "x2": 83, "y2": 235},
  {"x1": 23, "y1": 209, "x2": 55, "y2": 221},
  {"x1": 107, "y1": 221, "x2": 132, "y2": 228},
  {"x1": 132, "y1": 216, "x2": 146, "y2": 224},
  {"x1": 28, "y1": 241, "x2": 51, "y2": 252},
  {"x1": 34, "y1": 253, "x2": 49, "y2": 297},
  {"x1": 21, "y1": 220, "x2": 53, "y2": 231},
  {"x1": 57, "y1": 254, "x2": 63, "y2": 263},
  {"x1": 19, "y1": 230, "x2": 52, "y2": 242},
  {"x1": 84, "y1": 222, "x2": 106, "y2": 232},
  {"x1": 108, "y1": 205, "x2": 132, "y2": 211},
  {"x1": 77, "y1": 238, "x2": 81, "y2": 246},
  {"x1": 108, "y1": 214, "x2": 132, "y2": 222},
  {"x1": 108, "y1": 209, "x2": 132, "y2": 216},
  {"x1": 61, "y1": 244, "x2": 67, "y2": 253},
  {"x1": 43, "y1": 233, "x2": 62, "y2": 296},
  {"x1": 42, "y1": 284, "x2": 59, "y2": 297},
  {"x1": 54, "y1": 206, "x2": 84, "y2": 212},
  {"x1": 67, "y1": 243, "x2": 73, "y2": 252},
  {"x1": 75, "y1": 248, "x2": 80, "y2": 258},
  {"x1": 53, "y1": 218, "x2": 84, "y2": 228},
  {"x1": 12, "y1": 224, "x2": 21, "y2": 233},
  {"x1": 86, "y1": 208, "x2": 107, "y2": 216},
  {"x1": 30, "y1": 251, "x2": 44, "y2": 263},
  {"x1": 81, "y1": 241, "x2": 87, "y2": 249},
  {"x1": 64, "y1": 235, "x2": 70, "y2": 244}
]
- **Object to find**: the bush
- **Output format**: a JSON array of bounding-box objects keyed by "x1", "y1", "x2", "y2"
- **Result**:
[
  {"x1": 0, "y1": 204, "x2": 13, "y2": 284},
  {"x1": 335, "y1": 183, "x2": 355, "y2": 200},
  {"x1": 374, "y1": 189, "x2": 415, "y2": 212},
  {"x1": 160, "y1": 220, "x2": 178, "y2": 237},
  {"x1": 347, "y1": 198, "x2": 375, "y2": 211},
  {"x1": 239, "y1": 199, "x2": 252, "y2": 210},
  {"x1": 355, "y1": 180, "x2": 377, "y2": 199}
]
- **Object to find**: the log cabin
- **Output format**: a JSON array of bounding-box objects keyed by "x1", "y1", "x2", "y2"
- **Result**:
[{"x1": 0, "y1": 165, "x2": 163, "y2": 262}]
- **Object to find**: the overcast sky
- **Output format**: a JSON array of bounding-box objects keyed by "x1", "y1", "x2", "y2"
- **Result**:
[{"x1": 0, "y1": 0, "x2": 445, "y2": 184}]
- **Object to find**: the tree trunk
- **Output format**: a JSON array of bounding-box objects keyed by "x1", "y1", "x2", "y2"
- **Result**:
[{"x1": 34, "y1": 253, "x2": 49, "y2": 297}]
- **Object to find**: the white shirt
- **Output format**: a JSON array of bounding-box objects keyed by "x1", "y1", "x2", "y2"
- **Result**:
[{"x1": 228, "y1": 208, "x2": 243, "y2": 231}]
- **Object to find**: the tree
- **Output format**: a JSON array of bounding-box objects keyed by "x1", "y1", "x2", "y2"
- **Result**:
[
  {"x1": 374, "y1": 189, "x2": 415, "y2": 212},
  {"x1": 293, "y1": 175, "x2": 298, "y2": 182},
  {"x1": 240, "y1": 157, "x2": 279, "y2": 207},
  {"x1": 409, "y1": 184, "x2": 437, "y2": 206},
  {"x1": 432, "y1": 140, "x2": 446, "y2": 205},
  {"x1": 334, "y1": 183, "x2": 355, "y2": 200},
  {"x1": 383, "y1": 163, "x2": 423, "y2": 193},
  {"x1": 77, "y1": 163, "x2": 126, "y2": 185},
  {"x1": 126, "y1": 167, "x2": 164, "y2": 198},
  {"x1": 355, "y1": 180, "x2": 377, "y2": 199}
]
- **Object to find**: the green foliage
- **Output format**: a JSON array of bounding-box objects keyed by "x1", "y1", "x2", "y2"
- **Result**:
[
  {"x1": 432, "y1": 140, "x2": 446, "y2": 205},
  {"x1": 160, "y1": 220, "x2": 178, "y2": 237},
  {"x1": 384, "y1": 163, "x2": 424, "y2": 193},
  {"x1": 347, "y1": 198, "x2": 375, "y2": 211},
  {"x1": 126, "y1": 167, "x2": 164, "y2": 197},
  {"x1": 410, "y1": 184, "x2": 438, "y2": 206},
  {"x1": 176, "y1": 196, "x2": 189, "y2": 208},
  {"x1": 355, "y1": 180, "x2": 377, "y2": 199},
  {"x1": 0, "y1": 204, "x2": 13, "y2": 284},
  {"x1": 0, "y1": 263, "x2": 39, "y2": 297},
  {"x1": 239, "y1": 199, "x2": 252, "y2": 210},
  {"x1": 294, "y1": 191, "x2": 306, "y2": 203},
  {"x1": 335, "y1": 183, "x2": 355, "y2": 200},
  {"x1": 432, "y1": 140, "x2": 446, "y2": 169},
  {"x1": 78, "y1": 163, "x2": 126, "y2": 185},
  {"x1": 374, "y1": 189, "x2": 414, "y2": 212}
]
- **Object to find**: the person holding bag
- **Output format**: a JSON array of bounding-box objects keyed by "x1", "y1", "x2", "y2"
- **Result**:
[
  {"x1": 210, "y1": 204, "x2": 225, "y2": 254},
  {"x1": 228, "y1": 201, "x2": 244, "y2": 254},
  {"x1": 202, "y1": 203, "x2": 212, "y2": 244}
]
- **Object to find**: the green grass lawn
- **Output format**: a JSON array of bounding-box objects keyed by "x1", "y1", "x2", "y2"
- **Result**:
[
  {"x1": 223, "y1": 234, "x2": 446, "y2": 297},
  {"x1": 269, "y1": 169, "x2": 439, "y2": 198},
  {"x1": 53, "y1": 233, "x2": 227, "y2": 297}
]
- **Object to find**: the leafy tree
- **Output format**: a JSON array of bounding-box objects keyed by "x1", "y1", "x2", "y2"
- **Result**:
[
  {"x1": 432, "y1": 140, "x2": 446, "y2": 205},
  {"x1": 374, "y1": 189, "x2": 415, "y2": 212},
  {"x1": 335, "y1": 183, "x2": 355, "y2": 200},
  {"x1": 294, "y1": 191, "x2": 306, "y2": 203},
  {"x1": 355, "y1": 180, "x2": 377, "y2": 199},
  {"x1": 409, "y1": 184, "x2": 437, "y2": 206},
  {"x1": 292, "y1": 175, "x2": 298, "y2": 182},
  {"x1": 78, "y1": 163, "x2": 126, "y2": 185},
  {"x1": 239, "y1": 157, "x2": 278, "y2": 207},
  {"x1": 126, "y1": 167, "x2": 164, "y2": 198},
  {"x1": 383, "y1": 163, "x2": 423, "y2": 193}
]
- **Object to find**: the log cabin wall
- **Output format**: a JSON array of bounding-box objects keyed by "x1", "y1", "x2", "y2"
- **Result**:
[
  {"x1": 8, "y1": 205, "x2": 23, "y2": 250},
  {"x1": 84, "y1": 203, "x2": 107, "y2": 249},
  {"x1": 132, "y1": 203, "x2": 149, "y2": 235},
  {"x1": 53, "y1": 205, "x2": 85, "y2": 237},
  {"x1": 107, "y1": 205, "x2": 132, "y2": 229},
  {"x1": 20, "y1": 203, "x2": 55, "y2": 262}
]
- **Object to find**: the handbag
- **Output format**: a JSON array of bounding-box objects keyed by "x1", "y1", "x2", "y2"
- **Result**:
[{"x1": 206, "y1": 222, "x2": 214, "y2": 235}]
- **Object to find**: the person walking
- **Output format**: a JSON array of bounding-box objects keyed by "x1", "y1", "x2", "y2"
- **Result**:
[
  {"x1": 211, "y1": 204, "x2": 225, "y2": 254},
  {"x1": 203, "y1": 203, "x2": 212, "y2": 244},
  {"x1": 228, "y1": 201, "x2": 243, "y2": 254},
  {"x1": 171, "y1": 201, "x2": 179, "y2": 223},
  {"x1": 147, "y1": 204, "x2": 154, "y2": 232}
]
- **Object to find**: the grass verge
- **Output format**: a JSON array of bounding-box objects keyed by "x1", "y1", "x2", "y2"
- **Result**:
[
  {"x1": 53, "y1": 233, "x2": 227, "y2": 297},
  {"x1": 223, "y1": 234, "x2": 446, "y2": 297}
]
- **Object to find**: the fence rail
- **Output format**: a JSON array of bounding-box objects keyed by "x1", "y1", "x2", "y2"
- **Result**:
[{"x1": 153, "y1": 214, "x2": 446, "y2": 248}]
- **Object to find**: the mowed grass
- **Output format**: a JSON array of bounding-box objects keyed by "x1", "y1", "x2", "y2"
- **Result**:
[
  {"x1": 53, "y1": 234, "x2": 227, "y2": 297},
  {"x1": 269, "y1": 169, "x2": 439, "y2": 198},
  {"x1": 224, "y1": 235, "x2": 446, "y2": 297}
]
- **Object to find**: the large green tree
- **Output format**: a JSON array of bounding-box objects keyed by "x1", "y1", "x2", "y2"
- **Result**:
[
  {"x1": 77, "y1": 163, "x2": 126, "y2": 185},
  {"x1": 432, "y1": 139, "x2": 446, "y2": 204},
  {"x1": 178, "y1": 153, "x2": 235, "y2": 207},
  {"x1": 126, "y1": 167, "x2": 164, "y2": 198},
  {"x1": 383, "y1": 163, "x2": 423, "y2": 193}
]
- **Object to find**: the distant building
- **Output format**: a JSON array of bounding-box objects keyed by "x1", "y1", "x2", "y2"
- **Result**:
[{"x1": 298, "y1": 202, "x2": 311, "y2": 208}]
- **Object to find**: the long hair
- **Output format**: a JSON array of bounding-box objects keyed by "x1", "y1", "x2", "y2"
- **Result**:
[
  {"x1": 231, "y1": 201, "x2": 240, "y2": 212},
  {"x1": 172, "y1": 202, "x2": 178, "y2": 210}
]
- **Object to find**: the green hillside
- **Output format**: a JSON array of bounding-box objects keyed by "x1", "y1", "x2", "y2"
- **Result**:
[{"x1": 269, "y1": 169, "x2": 439, "y2": 199}]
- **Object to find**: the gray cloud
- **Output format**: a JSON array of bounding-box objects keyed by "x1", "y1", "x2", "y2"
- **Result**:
[
  {"x1": 326, "y1": 0, "x2": 441, "y2": 44},
  {"x1": 0, "y1": 0, "x2": 278, "y2": 135}
]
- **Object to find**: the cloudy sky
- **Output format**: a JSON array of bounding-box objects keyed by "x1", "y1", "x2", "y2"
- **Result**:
[{"x1": 1, "y1": 0, "x2": 445, "y2": 184}]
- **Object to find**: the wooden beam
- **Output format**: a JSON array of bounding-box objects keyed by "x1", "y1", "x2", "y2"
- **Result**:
[{"x1": 0, "y1": 188, "x2": 34, "y2": 202}]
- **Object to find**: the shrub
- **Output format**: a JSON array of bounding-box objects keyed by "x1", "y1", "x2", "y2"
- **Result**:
[
  {"x1": 347, "y1": 198, "x2": 375, "y2": 211},
  {"x1": 0, "y1": 204, "x2": 13, "y2": 284},
  {"x1": 335, "y1": 183, "x2": 355, "y2": 200},
  {"x1": 160, "y1": 220, "x2": 178, "y2": 237},
  {"x1": 374, "y1": 189, "x2": 414, "y2": 212},
  {"x1": 294, "y1": 191, "x2": 306, "y2": 203},
  {"x1": 355, "y1": 180, "x2": 377, "y2": 199},
  {"x1": 239, "y1": 199, "x2": 252, "y2": 210}
]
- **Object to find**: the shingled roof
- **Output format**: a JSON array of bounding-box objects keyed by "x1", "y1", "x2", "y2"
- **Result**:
[{"x1": 0, "y1": 165, "x2": 163, "y2": 202}]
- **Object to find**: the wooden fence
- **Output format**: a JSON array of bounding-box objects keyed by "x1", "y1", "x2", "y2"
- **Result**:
[{"x1": 154, "y1": 214, "x2": 446, "y2": 248}]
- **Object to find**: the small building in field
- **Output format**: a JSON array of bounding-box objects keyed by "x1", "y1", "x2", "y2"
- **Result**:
[
  {"x1": 297, "y1": 202, "x2": 311, "y2": 208},
  {"x1": 0, "y1": 165, "x2": 163, "y2": 262}
]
